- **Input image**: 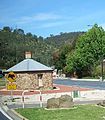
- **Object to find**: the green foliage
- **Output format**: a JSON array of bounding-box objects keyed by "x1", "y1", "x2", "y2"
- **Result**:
[
  {"x1": 52, "y1": 44, "x2": 73, "y2": 71},
  {"x1": 45, "y1": 32, "x2": 84, "y2": 48},
  {"x1": 51, "y1": 32, "x2": 83, "y2": 71},
  {"x1": 92, "y1": 65, "x2": 101, "y2": 78},
  {"x1": 92, "y1": 63, "x2": 105, "y2": 79},
  {"x1": 0, "y1": 26, "x2": 55, "y2": 68},
  {"x1": 0, "y1": 79, "x2": 6, "y2": 88},
  {"x1": 16, "y1": 105, "x2": 105, "y2": 120},
  {"x1": 3, "y1": 26, "x2": 12, "y2": 32},
  {"x1": 65, "y1": 24, "x2": 105, "y2": 77},
  {"x1": 0, "y1": 26, "x2": 81, "y2": 69}
]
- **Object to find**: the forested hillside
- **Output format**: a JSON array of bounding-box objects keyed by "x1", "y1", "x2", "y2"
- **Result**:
[
  {"x1": 0, "y1": 26, "x2": 82, "y2": 69},
  {"x1": 1, "y1": 25, "x2": 104, "y2": 78},
  {"x1": 45, "y1": 32, "x2": 85, "y2": 48}
]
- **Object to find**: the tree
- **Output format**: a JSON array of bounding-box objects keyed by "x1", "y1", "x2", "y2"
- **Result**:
[
  {"x1": 65, "y1": 24, "x2": 105, "y2": 78},
  {"x1": 26, "y1": 32, "x2": 33, "y2": 37},
  {"x1": 38, "y1": 36, "x2": 43, "y2": 41},
  {"x1": 53, "y1": 44, "x2": 72, "y2": 71},
  {"x1": 3, "y1": 26, "x2": 12, "y2": 32},
  {"x1": 13, "y1": 28, "x2": 24, "y2": 35}
]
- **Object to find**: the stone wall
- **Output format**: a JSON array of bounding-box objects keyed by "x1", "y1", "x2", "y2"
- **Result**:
[{"x1": 6, "y1": 72, "x2": 53, "y2": 90}]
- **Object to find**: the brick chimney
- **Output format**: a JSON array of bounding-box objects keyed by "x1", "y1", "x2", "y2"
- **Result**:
[{"x1": 25, "y1": 52, "x2": 32, "y2": 59}]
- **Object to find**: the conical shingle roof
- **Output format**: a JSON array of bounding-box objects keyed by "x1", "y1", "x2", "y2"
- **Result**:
[{"x1": 6, "y1": 59, "x2": 53, "y2": 72}]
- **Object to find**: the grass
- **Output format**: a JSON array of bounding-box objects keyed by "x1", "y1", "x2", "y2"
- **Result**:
[
  {"x1": 15, "y1": 105, "x2": 105, "y2": 120},
  {"x1": 0, "y1": 78, "x2": 6, "y2": 88}
]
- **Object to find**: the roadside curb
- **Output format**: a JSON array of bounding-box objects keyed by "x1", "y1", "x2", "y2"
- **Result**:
[
  {"x1": 71, "y1": 78, "x2": 101, "y2": 81},
  {"x1": 1, "y1": 104, "x2": 28, "y2": 120},
  {"x1": 54, "y1": 77, "x2": 102, "y2": 82}
]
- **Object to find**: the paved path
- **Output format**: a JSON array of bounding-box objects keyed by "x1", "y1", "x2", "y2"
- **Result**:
[{"x1": 0, "y1": 84, "x2": 92, "y2": 96}]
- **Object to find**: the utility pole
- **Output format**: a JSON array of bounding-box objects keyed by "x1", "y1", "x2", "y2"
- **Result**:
[{"x1": 101, "y1": 30, "x2": 104, "y2": 81}]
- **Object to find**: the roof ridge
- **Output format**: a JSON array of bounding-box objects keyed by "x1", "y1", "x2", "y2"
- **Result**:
[{"x1": 27, "y1": 59, "x2": 29, "y2": 71}]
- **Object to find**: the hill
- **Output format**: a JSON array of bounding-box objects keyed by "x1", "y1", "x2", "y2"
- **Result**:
[
  {"x1": 0, "y1": 26, "x2": 84, "y2": 69},
  {"x1": 45, "y1": 32, "x2": 85, "y2": 48}
]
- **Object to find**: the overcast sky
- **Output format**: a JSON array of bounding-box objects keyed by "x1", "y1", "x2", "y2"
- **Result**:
[{"x1": 0, "y1": 0, "x2": 105, "y2": 37}]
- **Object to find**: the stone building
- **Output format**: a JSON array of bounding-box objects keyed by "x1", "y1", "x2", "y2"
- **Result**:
[{"x1": 6, "y1": 58, "x2": 53, "y2": 90}]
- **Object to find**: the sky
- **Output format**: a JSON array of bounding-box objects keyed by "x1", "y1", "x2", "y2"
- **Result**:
[{"x1": 0, "y1": 0, "x2": 105, "y2": 38}]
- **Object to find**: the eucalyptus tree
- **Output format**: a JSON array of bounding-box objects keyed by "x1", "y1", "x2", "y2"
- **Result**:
[{"x1": 65, "y1": 24, "x2": 105, "y2": 77}]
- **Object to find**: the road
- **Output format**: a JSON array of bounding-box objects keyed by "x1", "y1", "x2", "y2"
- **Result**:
[
  {"x1": 0, "y1": 111, "x2": 9, "y2": 120},
  {"x1": 54, "y1": 79, "x2": 105, "y2": 90},
  {"x1": 7, "y1": 103, "x2": 45, "y2": 109},
  {"x1": 0, "y1": 107, "x2": 12, "y2": 120},
  {"x1": 74, "y1": 99, "x2": 103, "y2": 105},
  {"x1": 0, "y1": 96, "x2": 12, "y2": 120},
  {"x1": 7, "y1": 99, "x2": 104, "y2": 109}
]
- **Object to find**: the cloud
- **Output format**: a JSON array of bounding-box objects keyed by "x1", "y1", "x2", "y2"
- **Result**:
[
  {"x1": 0, "y1": 12, "x2": 68, "y2": 30},
  {"x1": 37, "y1": 21, "x2": 67, "y2": 28},
  {"x1": 16, "y1": 13, "x2": 62, "y2": 25},
  {"x1": 34, "y1": 13, "x2": 61, "y2": 21}
]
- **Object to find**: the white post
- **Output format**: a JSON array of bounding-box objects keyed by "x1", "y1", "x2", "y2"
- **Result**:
[
  {"x1": 22, "y1": 90, "x2": 28, "y2": 109},
  {"x1": 10, "y1": 90, "x2": 13, "y2": 101},
  {"x1": 22, "y1": 96, "x2": 24, "y2": 109},
  {"x1": 39, "y1": 90, "x2": 43, "y2": 107}
]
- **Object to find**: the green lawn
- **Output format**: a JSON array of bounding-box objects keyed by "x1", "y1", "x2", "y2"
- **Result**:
[
  {"x1": 15, "y1": 105, "x2": 105, "y2": 120},
  {"x1": 0, "y1": 79, "x2": 6, "y2": 88}
]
